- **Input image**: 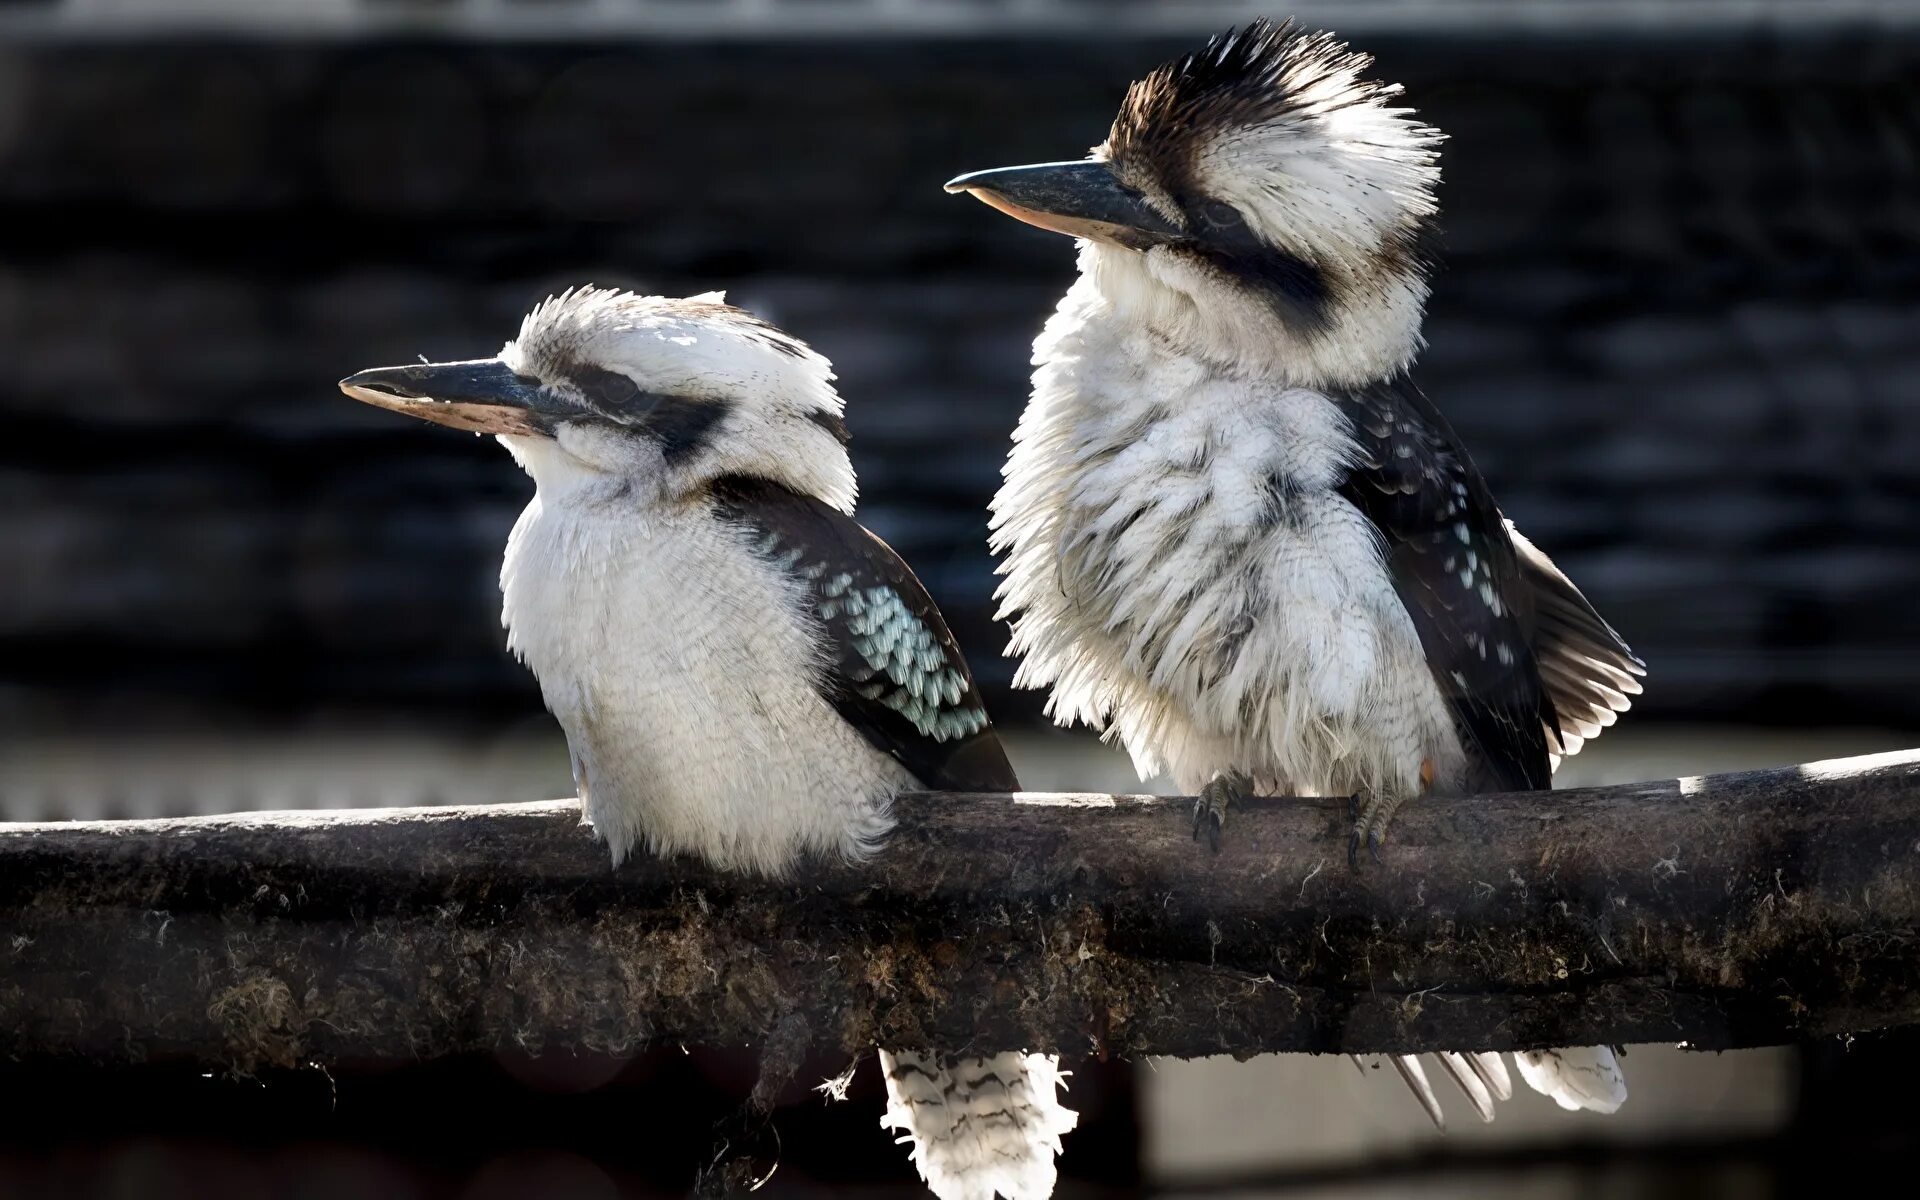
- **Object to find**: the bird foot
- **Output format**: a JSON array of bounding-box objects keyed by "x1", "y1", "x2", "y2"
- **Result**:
[
  {"x1": 1347, "y1": 760, "x2": 1436, "y2": 869},
  {"x1": 1192, "y1": 774, "x2": 1244, "y2": 854},
  {"x1": 1347, "y1": 790, "x2": 1399, "y2": 867}
]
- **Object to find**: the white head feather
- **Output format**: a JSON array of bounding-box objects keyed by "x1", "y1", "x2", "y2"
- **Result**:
[
  {"x1": 496, "y1": 286, "x2": 856, "y2": 512},
  {"x1": 1093, "y1": 21, "x2": 1445, "y2": 384}
]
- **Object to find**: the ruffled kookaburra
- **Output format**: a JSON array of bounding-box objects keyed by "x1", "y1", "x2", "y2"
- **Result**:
[
  {"x1": 340, "y1": 288, "x2": 1075, "y2": 1200},
  {"x1": 948, "y1": 21, "x2": 1645, "y2": 1125}
]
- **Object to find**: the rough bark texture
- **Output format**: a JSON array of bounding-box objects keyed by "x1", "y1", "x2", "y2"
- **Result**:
[{"x1": 2, "y1": 750, "x2": 1917, "y2": 1071}]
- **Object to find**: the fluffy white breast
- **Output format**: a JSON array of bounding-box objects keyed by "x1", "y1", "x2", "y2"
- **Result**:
[
  {"x1": 498, "y1": 442, "x2": 909, "y2": 876},
  {"x1": 993, "y1": 274, "x2": 1463, "y2": 798}
]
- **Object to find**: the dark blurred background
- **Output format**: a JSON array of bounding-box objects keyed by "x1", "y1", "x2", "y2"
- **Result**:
[{"x1": 2, "y1": 1, "x2": 1918, "y2": 1197}]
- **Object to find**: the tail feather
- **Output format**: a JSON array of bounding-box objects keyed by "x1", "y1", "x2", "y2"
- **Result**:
[
  {"x1": 1366, "y1": 1047, "x2": 1619, "y2": 1127},
  {"x1": 1435, "y1": 1052, "x2": 1497, "y2": 1123},
  {"x1": 1466, "y1": 1050, "x2": 1512, "y2": 1102},
  {"x1": 1389, "y1": 1054, "x2": 1446, "y2": 1130},
  {"x1": 1514, "y1": 1045, "x2": 1628, "y2": 1113},
  {"x1": 879, "y1": 1049, "x2": 1077, "y2": 1200}
]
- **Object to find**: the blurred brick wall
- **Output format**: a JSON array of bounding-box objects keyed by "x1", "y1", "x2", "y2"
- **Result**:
[{"x1": 1, "y1": 32, "x2": 1916, "y2": 731}]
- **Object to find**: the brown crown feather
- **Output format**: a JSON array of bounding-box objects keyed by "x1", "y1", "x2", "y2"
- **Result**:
[{"x1": 1106, "y1": 19, "x2": 1405, "y2": 196}]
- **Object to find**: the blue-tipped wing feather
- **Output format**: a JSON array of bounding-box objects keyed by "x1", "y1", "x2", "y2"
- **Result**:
[{"x1": 712, "y1": 475, "x2": 1020, "y2": 793}]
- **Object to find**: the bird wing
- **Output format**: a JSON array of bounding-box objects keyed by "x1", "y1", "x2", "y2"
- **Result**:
[
  {"x1": 1506, "y1": 524, "x2": 1645, "y2": 767},
  {"x1": 710, "y1": 475, "x2": 1021, "y2": 792},
  {"x1": 1333, "y1": 378, "x2": 1556, "y2": 793}
]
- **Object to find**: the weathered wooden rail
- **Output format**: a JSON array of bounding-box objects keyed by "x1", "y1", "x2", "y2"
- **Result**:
[{"x1": 1, "y1": 750, "x2": 1915, "y2": 1071}]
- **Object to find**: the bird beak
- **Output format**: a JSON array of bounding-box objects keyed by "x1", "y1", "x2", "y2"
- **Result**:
[
  {"x1": 338, "y1": 359, "x2": 560, "y2": 436},
  {"x1": 943, "y1": 159, "x2": 1180, "y2": 250}
]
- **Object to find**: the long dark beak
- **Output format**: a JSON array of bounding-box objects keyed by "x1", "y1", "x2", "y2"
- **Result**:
[
  {"x1": 943, "y1": 159, "x2": 1180, "y2": 250},
  {"x1": 338, "y1": 359, "x2": 563, "y2": 436}
]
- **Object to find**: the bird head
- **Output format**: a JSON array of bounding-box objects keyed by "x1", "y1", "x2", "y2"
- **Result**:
[
  {"x1": 946, "y1": 20, "x2": 1442, "y2": 384},
  {"x1": 339, "y1": 287, "x2": 856, "y2": 511}
]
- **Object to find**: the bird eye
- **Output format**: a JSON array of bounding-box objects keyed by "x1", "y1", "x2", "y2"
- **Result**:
[{"x1": 1199, "y1": 200, "x2": 1242, "y2": 230}]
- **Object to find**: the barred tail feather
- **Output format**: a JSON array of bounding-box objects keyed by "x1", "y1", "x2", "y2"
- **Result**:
[
  {"x1": 1514, "y1": 1045, "x2": 1628, "y2": 1113},
  {"x1": 879, "y1": 1049, "x2": 1078, "y2": 1200}
]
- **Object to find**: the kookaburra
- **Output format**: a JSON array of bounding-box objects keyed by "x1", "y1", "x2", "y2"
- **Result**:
[
  {"x1": 948, "y1": 21, "x2": 1645, "y2": 1124},
  {"x1": 340, "y1": 288, "x2": 1076, "y2": 1200}
]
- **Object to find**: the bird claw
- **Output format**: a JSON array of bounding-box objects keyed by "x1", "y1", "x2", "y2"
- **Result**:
[
  {"x1": 1346, "y1": 760, "x2": 1436, "y2": 867},
  {"x1": 1193, "y1": 805, "x2": 1223, "y2": 853},
  {"x1": 1192, "y1": 775, "x2": 1241, "y2": 855},
  {"x1": 1348, "y1": 791, "x2": 1399, "y2": 869},
  {"x1": 1347, "y1": 831, "x2": 1386, "y2": 866}
]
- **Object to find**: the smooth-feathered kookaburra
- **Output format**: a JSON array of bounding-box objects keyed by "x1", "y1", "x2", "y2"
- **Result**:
[
  {"x1": 339, "y1": 288, "x2": 1076, "y2": 1199},
  {"x1": 947, "y1": 21, "x2": 1645, "y2": 1125}
]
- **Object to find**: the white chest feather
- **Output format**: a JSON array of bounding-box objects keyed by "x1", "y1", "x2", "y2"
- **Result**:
[
  {"x1": 993, "y1": 278, "x2": 1463, "y2": 798},
  {"x1": 501, "y1": 488, "x2": 910, "y2": 876}
]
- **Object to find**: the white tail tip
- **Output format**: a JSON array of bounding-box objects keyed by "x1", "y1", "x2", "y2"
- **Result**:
[
  {"x1": 879, "y1": 1049, "x2": 1078, "y2": 1200},
  {"x1": 1515, "y1": 1045, "x2": 1628, "y2": 1113}
]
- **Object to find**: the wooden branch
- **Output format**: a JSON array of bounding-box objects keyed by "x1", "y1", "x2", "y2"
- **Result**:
[{"x1": 2, "y1": 750, "x2": 1917, "y2": 1071}]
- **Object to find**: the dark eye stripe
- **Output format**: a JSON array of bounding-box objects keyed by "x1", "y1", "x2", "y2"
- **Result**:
[
  {"x1": 565, "y1": 363, "x2": 643, "y2": 411},
  {"x1": 649, "y1": 396, "x2": 733, "y2": 466},
  {"x1": 1174, "y1": 193, "x2": 1332, "y2": 332},
  {"x1": 542, "y1": 359, "x2": 733, "y2": 464}
]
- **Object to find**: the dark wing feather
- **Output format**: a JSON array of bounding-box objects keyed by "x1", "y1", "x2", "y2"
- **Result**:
[
  {"x1": 1332, "y1": 378, "x2": 1555, "y2": 793},
  {"x1": 1506, "y1": 523, "x2": 1646, "y2": 767},
  {"x1": 710, "y1": 476, "x2": 1020, "y2": 792}
]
